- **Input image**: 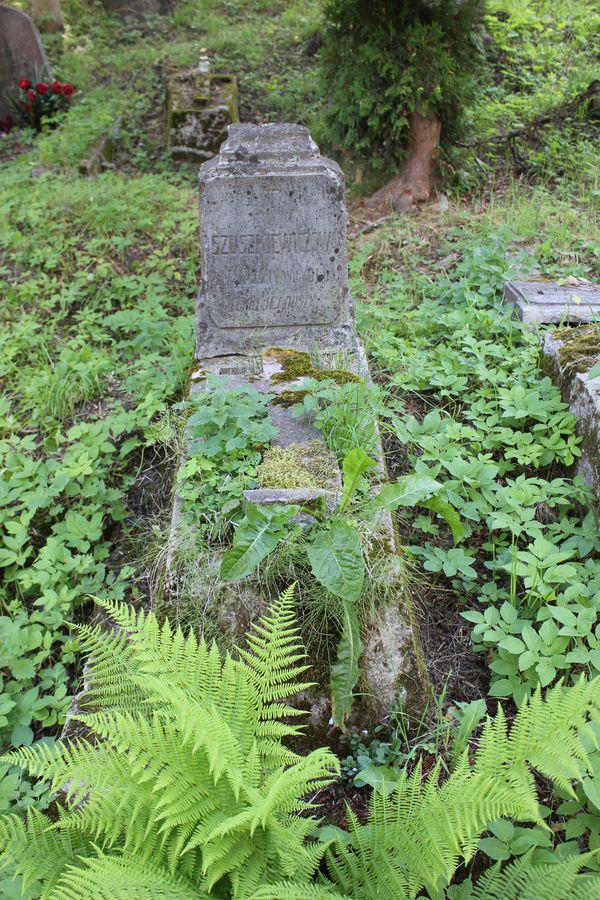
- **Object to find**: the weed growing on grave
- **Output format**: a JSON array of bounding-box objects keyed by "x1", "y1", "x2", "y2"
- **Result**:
[
  {"x1": 221, "y1": 445, "x2": 457, "y2": 726},
  {"x1": 174, "y1": 377, "x2": 278, "y2": 542}
]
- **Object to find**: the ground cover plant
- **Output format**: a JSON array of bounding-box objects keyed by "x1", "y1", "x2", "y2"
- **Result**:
[{"x1": 1, "y1": 0, "x2": 599, "y2": 895}]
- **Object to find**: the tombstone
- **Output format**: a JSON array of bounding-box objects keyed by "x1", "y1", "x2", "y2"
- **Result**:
[
  {"x1": 166, "y1": 71, "x2": 239, "y2": 164},
  {"x1": 0, "y1": 4, "x2": 51, "y2": 120},
  {"x1": 505, "y1": 279, "x2": 600, "y2": 327},
  {"x1": 542, "y1": 329, "x2": 600, "y2": 506},
  {"x1": 31, "y1": 0, "x2": 63, "y2": 34},
  {"x1": 196, "y1": 123, "x2": 358, "y2": 362}
]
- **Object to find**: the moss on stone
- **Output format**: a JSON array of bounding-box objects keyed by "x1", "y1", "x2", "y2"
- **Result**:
[
  {"x1": 554, "y1": 324, "x2": 600, "y2": 374},
  {"x1": 271, "y1": 389, "x2": 309, "y2": 408},
  {"x1": 258, "y1": 442, "x2": 339, "y2": 490},
  {"x1": 265, "y1": 346, "x2": 362, "y2": 386}
]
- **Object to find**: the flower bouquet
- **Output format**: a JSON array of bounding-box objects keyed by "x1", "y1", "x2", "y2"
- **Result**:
[{"x1": 9, "y1": 78, "x2": 76, "y2": 133}]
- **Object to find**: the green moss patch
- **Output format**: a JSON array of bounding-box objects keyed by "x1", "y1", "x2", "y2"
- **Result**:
[
  {"x1": 554, "y1": 325, "x2": 600, "y2": 374},
  {"x1": 265, "y1": 347, "x2": 362, "y2": 386},
  {"x1": 258, "y1": 442, "x2": 339, "y2": 490}
]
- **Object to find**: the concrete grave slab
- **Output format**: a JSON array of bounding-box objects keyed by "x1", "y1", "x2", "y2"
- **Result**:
[
  {"x1": 505, "y1": 279, "x2": 600, "y2": 327},
  {"x1": 0, "y1": 4, "x2": 51, "y2": 119},
  {"x1": 165, "y1": 123, "x2": 430, "y2": 739},
  {"x1": 542, "y1": 328, "x2": 600, "y2": 503}
]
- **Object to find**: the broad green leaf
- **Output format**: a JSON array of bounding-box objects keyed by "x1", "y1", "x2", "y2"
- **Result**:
[
  {"x1": 478, "y1": 837, "x2": 511, "y2": 861},
  {"x1": 488, "y1": 818, "x2": 515, "y2": 843},
  {"x1": 371, "y1": 474, "x2": 442, "y2": 513},
  {"x1": 422, "y1": 496, "x2": 465, "y2": 544},
  {"x1": 340, "y1": 447, "x2": 377, "y2": 512},
  {"x1": 330, "y1": 607, "x2": 363, "y2": 729},
  {"x1": 536, "y1": 659, "x2": 557, "y2": 687},
  {"x1": 587, "y1": 359, "x2": 600, "y2": 380},
  {"x1": 498, "y1": 636, "x2": 526, "y2": 654},
  {"x1": 220, "y1": 503, "x2": 298, "y2": 580},
  {"x1": 451, "y1": 698, "x2": 487, "y2": 768},
  {"x1": 354, "y1": 763, "x2": 403, "y2": 796},
  {"x1": 307, "y1": 519, "x2": 364, "y2": 602}
]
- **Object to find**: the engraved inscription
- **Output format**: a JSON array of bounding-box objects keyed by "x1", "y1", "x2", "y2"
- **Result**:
[
  {"x1": 205, "y1": 227, "x2": 343, "y2": 329},
  {"x1": 210, "y1": 231, "x2": 337, "y2": 255}
]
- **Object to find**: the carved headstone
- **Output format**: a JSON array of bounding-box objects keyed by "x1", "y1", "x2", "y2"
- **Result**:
[
  {"x1": 0, "y1": 4, "x2": 51, "y2": 119},
  {"x1": 196, "y1": 123, "x2": 357, "y2": 360},
  {"x1": 31, "y1": 0, "x2": 63, "y2": 34},
  {"x1": 167, "y1": 72, "x2": 239, "y2": 164}
]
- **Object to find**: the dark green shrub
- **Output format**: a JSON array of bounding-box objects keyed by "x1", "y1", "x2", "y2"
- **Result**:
[{"x1": 318, "y1": 0, "x2": 486, "y2": 167}]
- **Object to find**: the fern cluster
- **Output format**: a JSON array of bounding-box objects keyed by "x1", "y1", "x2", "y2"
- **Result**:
[
  {"x1": 3, "y1": 591, "x2": 600, "y2": 899},
  {"x1": 0, "y1": 587, "x2": 338, "y2": 899},
  {"x1": 255, "y1": 679, "x2": 600, "y2": 899}
]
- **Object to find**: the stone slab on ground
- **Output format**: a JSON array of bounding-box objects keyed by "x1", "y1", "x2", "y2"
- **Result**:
[
  {"x1": 505, "y1": 279, "x2": 600, "y2": 326},
  {"x1": 0, "y1": 4, "x2": 51, "y2": 119},
  {"x1": 542, "y1": 330, "x2": 600, "y2": 501}
]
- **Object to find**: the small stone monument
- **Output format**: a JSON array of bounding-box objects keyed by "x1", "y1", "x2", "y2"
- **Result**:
[
  {"x1": 196, "y1": 123, "x2": 357, "y2": 361},
  {"x1": 0, "y1": 4, "x2": 51, "y2": 119},
  {"x1": 166, "y1": 66, "x2": 239, "y2": 165}
]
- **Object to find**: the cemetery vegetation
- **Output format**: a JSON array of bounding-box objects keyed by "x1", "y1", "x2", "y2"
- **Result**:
[{"x1": 0, "y1": 0, "x2": 599, "y2": 896}]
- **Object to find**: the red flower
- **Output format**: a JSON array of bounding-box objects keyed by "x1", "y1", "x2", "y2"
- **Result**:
[
  {"x1": 19, "y1": 78, "x2": 31, "y2": 90},
  {"x1": 51, "y1": 80, "x2": 62, "y2": 94},
  {"x1": 24, "y1": 104, "x2": 31, "y2": 114},
  {"x1": 62, "y1": 83, "x2": 75, "y2": 97},
  {"x1": 36, "y1": 82, "x2": 48, "y2": 95},
  {"x1": 26, "y1": 89, "x2": 36, "y2": 103}
]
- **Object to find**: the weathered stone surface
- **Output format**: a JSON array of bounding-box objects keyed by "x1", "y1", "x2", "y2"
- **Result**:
[
  {"x1": 505, "y1": 279, "x2": 600, "y2": 326},
  {"x1": 0, "y1": 4, "x2": 51, "y2": 119},
  {"x1": 167, "y1": 72, "x2": 239, "y2": 164},
  {"x1": 78, "y1": 120, "x2": 121, "y2": 176},
  {"x1": 542, "y1": 331, "x2": 600, "y2": 503},
  {"x1": 196, "y1": 123, "x2": 357, "y2": 360}
]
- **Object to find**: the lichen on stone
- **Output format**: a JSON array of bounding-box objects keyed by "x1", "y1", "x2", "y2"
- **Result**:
[{"x1": 258, "y1": 441, "x2": 339, "y2": 490}]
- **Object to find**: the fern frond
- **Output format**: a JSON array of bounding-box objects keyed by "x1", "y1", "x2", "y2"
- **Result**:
[
  {"x1": 0, "y1": 808, "x2": 92, "y2": 897},
  {"x1": 475, "y1": 678, "x2": 600, "y2": 795},
  {"x1": 471, "y1": 850, "x2": 600, "y2": 899},
  {"x1": 0, "y1": 589, "x2": 332, "y2": 898},
  {"x1": 250, "y1": 883, "x2": 350, "y2": 899},
  {"x1": 239, "y1": 584, "x2": 314, "y2": 714},
  {"x1": 53, "y1": 850, "x2": 204, "y2": 899},
  {"x1": 326, "y1": 758, "x2": 537, "y2": 900}
]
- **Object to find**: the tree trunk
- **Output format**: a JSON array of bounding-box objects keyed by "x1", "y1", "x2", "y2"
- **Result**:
[
  {"x1": 31, "y1": 0, "x2": 63, "y2": 33},
  {"x1": 365, "y1": 110, "x2": 441, "y2": 212}
]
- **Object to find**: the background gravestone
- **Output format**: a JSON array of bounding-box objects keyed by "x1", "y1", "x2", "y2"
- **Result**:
[
  {"x1": 0, "y1": 4, "x2": 51, "y2": 119},
  {"x1": 100, "y1": 0, "x2": 171, "y2": 19},
  {"x1": 196, "y1": 123, "x2": 357, "y2": 360},
  {"x1": 166, "y1": 71, "x2": 239, "y2": 163}
]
